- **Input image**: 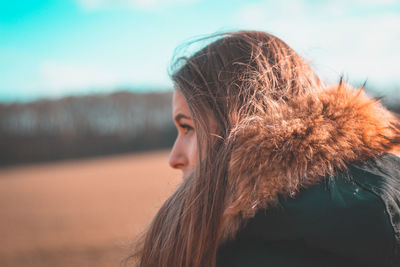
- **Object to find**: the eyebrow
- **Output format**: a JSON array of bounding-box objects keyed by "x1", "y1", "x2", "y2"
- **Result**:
[{"x1": 174, "y1": 113, "x2": 192, "y2": 122}]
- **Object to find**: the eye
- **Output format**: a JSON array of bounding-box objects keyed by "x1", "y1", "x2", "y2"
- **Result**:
[{"x1": 179, "y1": 123, "x2": 194, "y2": 135}]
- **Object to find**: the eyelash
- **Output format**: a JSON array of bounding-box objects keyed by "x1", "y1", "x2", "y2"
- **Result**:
[{"x1": 179, "y1": 124, "x2": 194, "y2": 134}]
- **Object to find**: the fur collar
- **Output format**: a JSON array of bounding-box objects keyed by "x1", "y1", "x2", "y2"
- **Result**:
[{"x1": 220, "y1": 83, "x2": 400, "y2": 243}]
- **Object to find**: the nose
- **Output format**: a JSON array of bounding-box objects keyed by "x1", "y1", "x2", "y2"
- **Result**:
[{"x1": 168, "y1": 139, "x2": 188, "y2": 170}]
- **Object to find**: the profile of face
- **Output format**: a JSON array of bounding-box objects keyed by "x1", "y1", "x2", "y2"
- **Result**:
[{"x1": 169, "y1": 89, "x2": 197, "y2": 178}]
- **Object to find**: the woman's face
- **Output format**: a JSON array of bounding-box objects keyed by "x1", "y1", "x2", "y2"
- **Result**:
[{"x1": 169, "y1": 89, "x2": 197, "y2": 178}]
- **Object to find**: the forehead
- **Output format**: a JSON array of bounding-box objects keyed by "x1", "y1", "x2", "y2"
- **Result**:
[{"x1": 172, "y1": 90, "x2": 191, "y2": 116}]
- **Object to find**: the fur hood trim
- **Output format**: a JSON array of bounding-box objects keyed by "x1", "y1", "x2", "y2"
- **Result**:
[{"x1": 220, "y1": 83, "x2": 400, "y2": 243}]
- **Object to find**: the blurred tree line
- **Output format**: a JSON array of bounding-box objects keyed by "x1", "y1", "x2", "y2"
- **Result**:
[
  {"x1": 0, "y1": 88, "x2": 398, "y2": 166},
  {"x1": 0, "y1": 91, "x2": 175, "y2": 166}
]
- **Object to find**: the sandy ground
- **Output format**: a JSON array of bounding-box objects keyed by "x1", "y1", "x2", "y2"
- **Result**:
[{"x1": 0, "y1": 150, "x2": 181, "y2": 266}]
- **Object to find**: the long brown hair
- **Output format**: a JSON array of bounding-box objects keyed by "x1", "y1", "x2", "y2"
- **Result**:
[{"x1": 123, "y1": 30, "x2": 323, "y2": 267}]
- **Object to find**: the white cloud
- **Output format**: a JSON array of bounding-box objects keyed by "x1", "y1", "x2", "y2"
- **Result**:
[
  {"x1": 76, "y1": 0, "x2": 199, "y2": 11},
  {"x1": 351, "y1": 0, "x2": 397, "y2": 5},
  {"x1": 38, "y1": 60, "x2": 121, "y2": 96},
  {"x1": 35, "y1": 59, "x2": 172, "y2": 98},
  {"x1": 233, "y1": 0, "x2": 400, "y2": 87}
]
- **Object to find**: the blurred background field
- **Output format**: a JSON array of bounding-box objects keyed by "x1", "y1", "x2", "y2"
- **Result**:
[
  {"x1": 1, "y1": 0, "x2": 400, "y2": 266},
  {"x1": 0, "y1": 150, "x2": 180, "y2": 267}
]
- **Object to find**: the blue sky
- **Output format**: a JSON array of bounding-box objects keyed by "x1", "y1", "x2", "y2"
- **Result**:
[{"x1": 1, "y1": 0, "x2": 399, "y2": 102}]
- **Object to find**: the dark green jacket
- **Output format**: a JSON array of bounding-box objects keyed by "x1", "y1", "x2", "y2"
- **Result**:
[{"x1": 217, "y1": 154, "x2": 400, "y2": 267}]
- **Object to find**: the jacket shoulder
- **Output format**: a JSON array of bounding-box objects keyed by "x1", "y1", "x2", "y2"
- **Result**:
[{"x1": 217, "y1": 154, "x2": 400, "y2": 266}]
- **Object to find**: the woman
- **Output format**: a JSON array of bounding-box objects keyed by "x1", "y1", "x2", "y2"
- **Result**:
[{"x1": 125, "y1": 31, "x2": 400, "y2": 266}]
